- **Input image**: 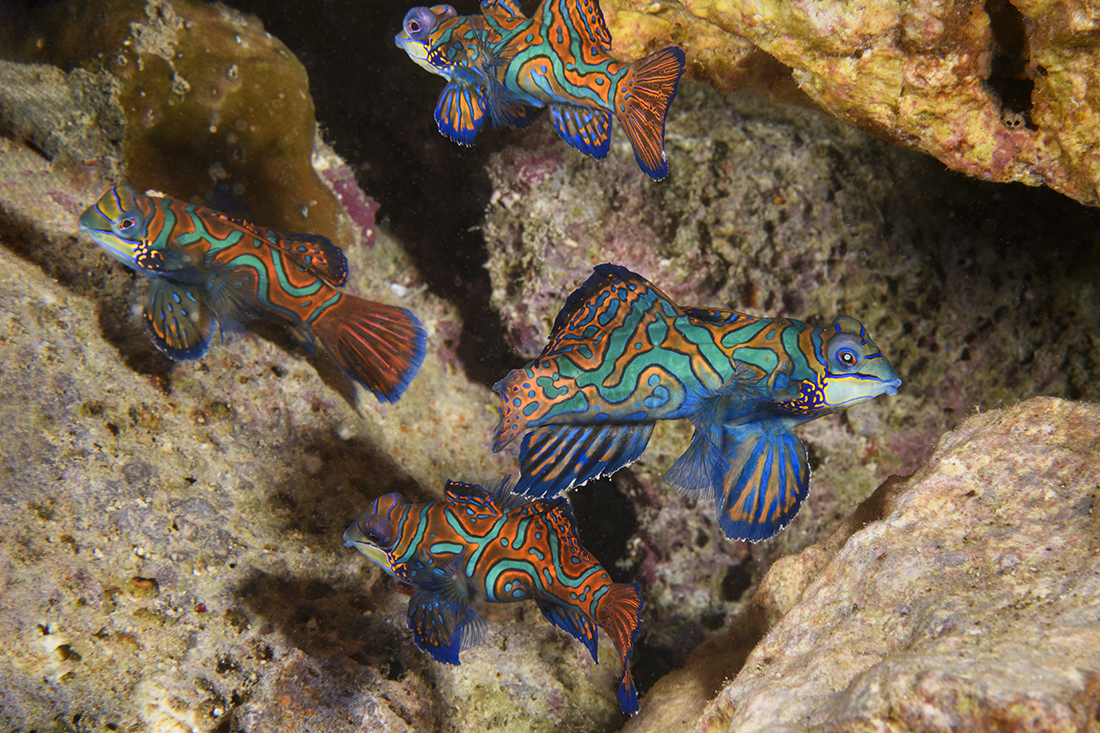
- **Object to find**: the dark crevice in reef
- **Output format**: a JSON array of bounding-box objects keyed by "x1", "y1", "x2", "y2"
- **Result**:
[
  {"x1": 984, "y1": 0, "x2": 1036, "y2": 129},
  {"x1": 227, "y1": 0, "x2": 526, "y2": 387},
  {"x1": 569, "y1": 476, "x2": 641, "y2": 585}
]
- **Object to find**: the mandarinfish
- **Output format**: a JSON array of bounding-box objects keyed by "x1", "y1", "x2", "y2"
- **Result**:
[
  {"x1": 492, "y1": 264, "x2": 902, "y2": 542},
  {"x1": 79, "y1": 184, "x2": 426, "y2": 403}
]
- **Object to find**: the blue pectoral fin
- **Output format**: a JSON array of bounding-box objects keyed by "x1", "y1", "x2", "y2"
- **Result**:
[
  {"x1": 143, "y1": 279, "x2": 218, "y2": 360},
  {"x1": 404, "y1": 549, "x2": 486, "y2": 665},
  {"x1": 458, "y1": 607, "x2": 488, "y2": 651},
  {"x1": 407, "y1": 590, "x2": 462, "y2": 664},
  {"x1": 488, "y1": 96, "x2": 539, "y2": 129},
  {"x1": 665, "y1": 364, "x2": 771, "y2": 496},
  {"x1": 663, "y1": 423, "x2": 727, "y2": 496},
  {"x1": 716, "y1": 421, "x2": 810, "y2": 542},
  {"x1": 435, "y1": 83, "x2": 488, "y2": 146},
  {"x1": 406, "y1": 588, "x2": 486, "y2": 665},
  {"x1": 549, "y1": 105, "x2": 611, "y2": 159},
  {"x1": 514, "y1": 422, "x2": 655, "y2": 498},
  {"x1": 535, "y1": 598, "x2": 599, "y2": 662}
]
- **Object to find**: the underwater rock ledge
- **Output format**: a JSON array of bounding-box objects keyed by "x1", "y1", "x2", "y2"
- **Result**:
[
  {"x1": 0, "y1": 140, "x2": 620, "y2": 731},
  {"x1": 600, "y1": 0, "x2": 1100, "y2": 207},
  {"x1": 625, "y1": 396, "x2": 1100, "y2": 732}
]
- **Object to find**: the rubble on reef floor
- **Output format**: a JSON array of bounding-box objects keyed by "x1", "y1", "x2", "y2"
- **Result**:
[
  {"x1": 626, "y1": 397, "x2": 1100, "y2": 732},
  {"x1": 600, "y1": 0, "x2": 1100, "y2": 208}
]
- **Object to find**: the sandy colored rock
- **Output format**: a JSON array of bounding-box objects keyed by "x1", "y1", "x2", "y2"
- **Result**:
[
  {"x1": 599, "y1": 0, "x2": 1100, "y2": 207},
  {"x1": 625, "y1": 397, "x2": 1100, "y2": 731},
  {"x1": 0, "y1": 61, "x2": 123, "y2": 166}
]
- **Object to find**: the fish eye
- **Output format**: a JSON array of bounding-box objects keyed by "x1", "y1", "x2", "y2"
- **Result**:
[
  {"x1": 119, "y1": 218, "x2": 136, "y2": 230},
  {"x1": 359, "y1": 518, "x2": 395, "y2": 549},
  {"x1": 827, "y1": 333, "x2": 864, "y2": 372},
  {"x1": 403, "y1": 8, "x2": 437, "y2": 40}
]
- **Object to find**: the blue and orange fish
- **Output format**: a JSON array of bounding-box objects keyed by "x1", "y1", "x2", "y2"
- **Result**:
[
  {"x1": 344, "y1": 480, "x2": 644, "y2": 715},
  {"x1": 78, "y1": 184, "x2": 426, "y2": 403},
  {"x1": 395, "y1": 0, "x2": 686, "y2": 180},
  {"x1": 492, "y1": 265, "x2": 902, "y2": 542}
]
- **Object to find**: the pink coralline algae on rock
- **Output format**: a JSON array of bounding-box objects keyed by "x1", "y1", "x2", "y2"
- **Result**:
[
  {"x1": 320, "y1": 160, "x2": 380, "y2": 249},
  {"x1": 625, "y1": 396, "x2": 1100, "y2": 732}
]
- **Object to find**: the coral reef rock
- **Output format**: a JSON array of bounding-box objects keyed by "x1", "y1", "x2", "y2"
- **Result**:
[
  {"x1": 626, "y1": 396, "x2": 1100, "y2": 732},
  {"x1": 600, "y1": 0, "x2": 1100, "y2": 207},
  {"x1": 0, "y1": 61, "x2": 124, "y2": 165}
]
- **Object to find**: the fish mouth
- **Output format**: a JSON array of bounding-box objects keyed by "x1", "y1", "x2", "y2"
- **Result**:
[
  {"x1": 394, "y1": 31, "x2": 422, "y2": 54},
  {"x1": 342, "y1": 523, "x2": 363, "y2": 547},
  {"x1": 81, "y1": 229, "x2": 138, "y2": 264},
  {"x1": 883, "y1": 378, "x2": 902, "y2": 396}
]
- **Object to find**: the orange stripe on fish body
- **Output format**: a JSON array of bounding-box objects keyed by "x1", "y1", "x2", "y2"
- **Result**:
[{"x1": 492, "y1": 264, "x2": 903, "y2": 541}]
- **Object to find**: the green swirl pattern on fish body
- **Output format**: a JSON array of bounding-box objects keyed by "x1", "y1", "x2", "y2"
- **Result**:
[
  {"x1": 78, "y1": 184, "x2": 426, "y2": 402},
  {"x1": 395, "y1": 0, "x2": 686, "y2": 178}
]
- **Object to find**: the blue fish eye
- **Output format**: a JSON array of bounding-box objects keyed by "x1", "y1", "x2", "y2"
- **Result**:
[{"x1": 827, "y1": 333, "x2": 864, "y2": 372}]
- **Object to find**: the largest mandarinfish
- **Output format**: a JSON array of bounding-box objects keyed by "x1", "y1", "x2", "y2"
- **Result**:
[{"x1": 492, "y1": 264, "x2": 902, "y2": 542}]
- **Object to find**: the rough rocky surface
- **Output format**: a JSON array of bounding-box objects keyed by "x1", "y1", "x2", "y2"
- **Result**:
[
  {"x1": 0, "y1": 36, "x2": 632, "y2": 729},
  {"x1": 0, "y1": 134, "x2": 635, "y2": 731},
  {"x1": 624, "y1": 396, "x2": 1100, "y2": 732},
  {"x1": 0, "y1": 61, "x2": 124, "y2": 166},
  {"x1": 599, "y1": 0, "x2": 1100, "y2": 207}
]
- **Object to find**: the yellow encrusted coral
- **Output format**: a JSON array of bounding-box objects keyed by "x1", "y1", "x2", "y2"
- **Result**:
[{"x1": 600, "y1": 0, "x2": 1100, "y2": 206}]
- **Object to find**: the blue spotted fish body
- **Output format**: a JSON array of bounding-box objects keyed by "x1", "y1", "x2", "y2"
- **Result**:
[
  {"x1": 344, "y1": 480, "x2": 644, "y2": 715},
  {"x1": 492, "y1": 264, "x2": 902, "y2": 542},
  {"x1": 396, "y1": 0, "x2": 686, "y2": 179},
  {"x1": 78, "y1": 184, "x2": 426, "y2": 403}
]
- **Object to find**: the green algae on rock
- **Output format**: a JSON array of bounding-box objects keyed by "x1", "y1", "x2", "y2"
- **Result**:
[{"x1": 9, "y1": 0, "x2": 349, "y2": 246}]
